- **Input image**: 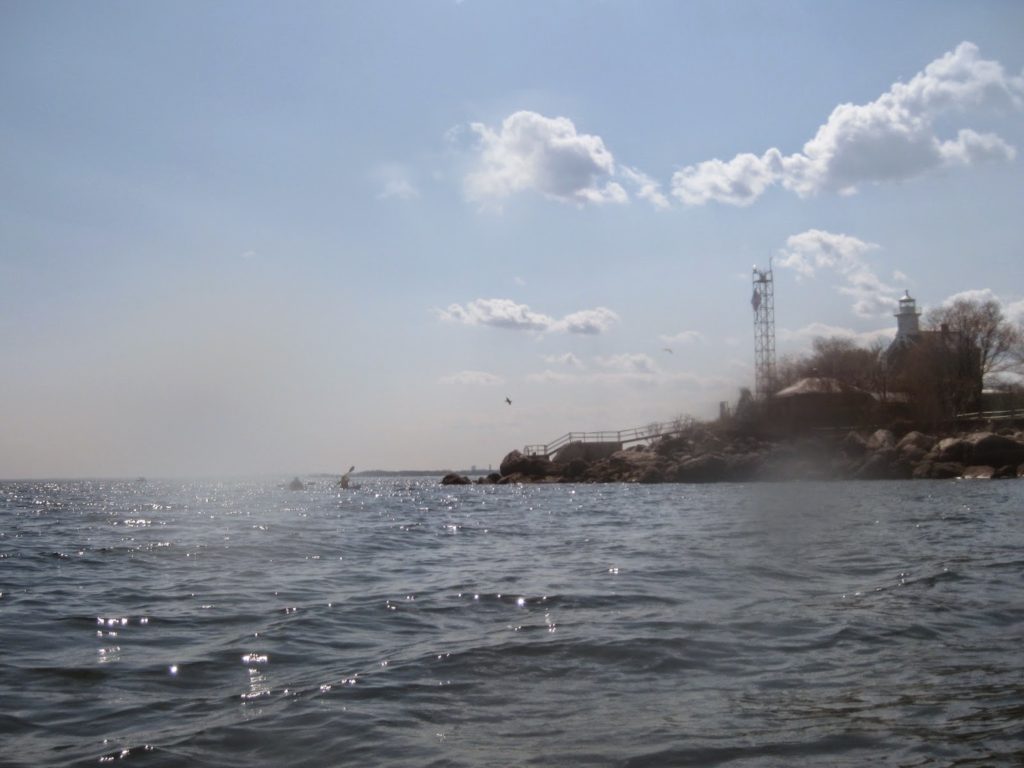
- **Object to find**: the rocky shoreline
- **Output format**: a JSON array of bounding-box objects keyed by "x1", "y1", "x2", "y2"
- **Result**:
[{"x1": 441, "y1": 427, "x2": 1024, "y2": 485}]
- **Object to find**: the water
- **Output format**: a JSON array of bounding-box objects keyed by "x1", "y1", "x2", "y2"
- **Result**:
[{"x1": 1, "y1": 478, "x2": 1022, "y2": 767}]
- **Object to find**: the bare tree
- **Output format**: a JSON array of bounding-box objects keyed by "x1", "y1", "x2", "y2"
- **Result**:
[{"x1": 925, "y1": 298, "x2": 1020, "y2": 381}]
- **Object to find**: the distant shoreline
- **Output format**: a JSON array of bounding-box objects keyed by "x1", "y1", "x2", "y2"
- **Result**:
[{"x1": 310, "y1": 469, "x2": 492, "y2": 479}]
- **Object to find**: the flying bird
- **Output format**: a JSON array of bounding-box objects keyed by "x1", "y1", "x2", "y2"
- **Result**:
[
  {"x1": 505, "y1": 396, "x2": 512, "y2": 405},
  {"x1": 662, "y1": 347, "x2": 673, "y2": 354}
]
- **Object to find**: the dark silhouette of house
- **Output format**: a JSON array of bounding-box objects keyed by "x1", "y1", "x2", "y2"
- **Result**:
[{"x1": 767, "y1": 376, "x2": 876, "y2": 433}]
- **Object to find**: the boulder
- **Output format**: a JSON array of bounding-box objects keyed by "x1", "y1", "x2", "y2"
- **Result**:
[
  {"x1": 968, "y1": 433, "x2": 1024, "y2": 467},
  {"x1": 841, "y1": 431, "x2": 869, "y2": 456},
  {"x1": 638, "y1": 466, "x2": 664, "y2": 484},
  {"x1": 913, "y1": 461, "x2": 965, "y2": 480},
  {"x1": 992, "y1": 465, "x2": 1017, "y2": 480},
  {"x1": 935, "y1": 437, "x2": 971, "y2": 463},
  {"x1": 855, "y1": 448, "x2": 898, "y2": 480},
  {"x1": 897, "y1": 431, "x2": 937, "y2": 454},
  {"x1": 499, "y1": 450, "x2": 553, "y2": 478},
  {"x1": 671, "y1": 454, "x2": 728, "y2": 483},
  {"x1": 441, "y1": 473, "x2": 472, "y2": 485},
  {"x1": 898, "y1": 446, "x2": 928, "y2": 466},
  {"x1": 725, "y1": 452, "x2": 763, "y2": 481},
  {"x1": 961, "y1": 465, "x2": 994, "y2": 480},
  {"x1": 654, "y1": 435, "x2": 691, "y2": 456},
  {"x1": 559, "y1": 458, "x2": 589, "y2": 480},
  {"x1": 866, "y1": 429, "x2": 896, "y2": 451}
]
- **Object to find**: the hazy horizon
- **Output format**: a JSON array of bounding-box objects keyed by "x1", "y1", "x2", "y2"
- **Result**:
[{"x1": 3, "y1": 2, "x2": 1023, "y2": 479}]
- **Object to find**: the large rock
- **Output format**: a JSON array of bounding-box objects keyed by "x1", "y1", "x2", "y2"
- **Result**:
[
  {"x1": 912, "y1": 461, "x2": 966, "y2": 480},
  {"x1": 968, "y1": 432, "x2": 1024, "y2": 467},
  {"x1": 553, "y1": 441, "x2": 622, "y2": 463},
  {"x1": 897, "y1": 431, "x2": 937, "y2": 455},
  {"x1": 559, "y1": 458, "x2": 589, "y2": 480},
  {"x1": 866, "y1": 429, "x2": 896, "y2": 451},
  {"x1": 499, "y1": 450, "x2": 553, "y2": 478},
  {"x1": 441, "y1": 473, "x2": 472, "y2": 485},
  {"x1": 638, "y1": 466, "x2": 665, "y2": 484},
  {"x1": 671, "y1": 454, "x2": 728, "y2": 483},
  {"x1": 841, "y1": 431, "x2": 869, "y2": 456},
  {"x1": 961, "y1": 465, "x2": 994, "y2": 480},
  {"x1": 855, "y1": 449, "x2": 899, "y2": 480},
  {"x1": 934, "y1": 437, "x2": 971, "y2": 463}
]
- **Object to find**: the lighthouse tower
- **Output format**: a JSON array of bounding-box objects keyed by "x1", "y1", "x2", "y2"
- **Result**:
[{"x1": 894, "y1": 290, "x2": 921, "y2": 341}]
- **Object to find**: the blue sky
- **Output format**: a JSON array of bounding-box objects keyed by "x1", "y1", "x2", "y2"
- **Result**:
[{"x1": 2, "y1": 1, "x2": 1023, "y2": 477}]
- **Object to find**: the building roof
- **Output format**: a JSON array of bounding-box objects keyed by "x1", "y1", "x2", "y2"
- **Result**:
[{"x1": 774, "y1": 377, "x2": 872, "y2": 398}]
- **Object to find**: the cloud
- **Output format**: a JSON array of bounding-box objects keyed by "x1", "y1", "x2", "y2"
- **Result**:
[
  {"x1": 936, "y1": 287, "x2": 1000, "y2": 307},
  {"x1": 672, "y1": 151, "x2": 783, "y2": 207},
  {"x1": 374, "y1": 164, "x2": 420, "y2": 200},
  {"x1": 440, "y1": 370, "x2": 504, "y2": 386},
  {"x1": 779, "y1": 322, "x2": 895, "y2": 346},
  {"x1": 526, "y1": 370, "x2": 577, "y2": 384},
  {"x1": 464, "y1": 111, "x2": 629, "y2": 207},
  {"x1": 553, "y1": 307, "x2": 620, "y2": 335},
  {"x1": 620, "y1": 165, "x2": 670, "y2": 210},
  {"x1": 377, "y1": 179, "x2": 419, "y2": 200},
  {"x1": 776, "y1": 229, "x2": 878, "y2": 276},
  {"x1": 777, "y1": 229, "x2": 899, "y2": 318},
  {"x1": 672, "y1": 42, "x2": 1023, "y2": 206},
  {"x1": 596, "y1": 353, "x2": 660, "y2": 375},
  {"x1": 542, "y1": 352, "x2": 585, "y2": 369},
  {"x1": 1005, "y1": 298, "x2": 1024, "y2": 325},
  {"x1": 525, "y1": 353, "x2": 733, "y2": 392},
  {"x1": 439, "y1": 298, "x2": 554, "y2": 331},
  {"x1": 659, "y1": 330, "x2": 706, "y2": 345},
  {"x1": 934, "y1": 288, "x2": 1024, "y2": 326},
  {"x1": 439, "y1": 298, "x2": 618, "y2": 335}
]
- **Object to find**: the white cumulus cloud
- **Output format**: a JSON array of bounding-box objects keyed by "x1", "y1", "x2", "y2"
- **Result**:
[
  {"x1": 777, "y1": 229, "x2": 900, "y2": 318},
  {"x1": 439, "y1": 298, "x2": 619, "y2": 335},
  {"x1": 1004, "y1": 298, "x2": 1024, "y2": 325},
  {"x1": 553, "y1": 307, "x2": 620, "y2": 335},
  {"x1": 439, "y1": 298, "x2": 554, "y2": 331},
  {"x1": 672, "y1": 151, "x2": 782, "y2": 207},
  {"x1": 620, "y1": 165, "x2": 670, "y2": 210},
  {"x1": 464, "y1": 111, "x2": 630, "y2": 207},
  {"x1": 672, "y1": 42, "x2": 1023, "y2": 206}
]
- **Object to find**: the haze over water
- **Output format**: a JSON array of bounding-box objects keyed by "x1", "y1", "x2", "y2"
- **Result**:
[{"x1": 1, "y1": 478, "x2": 1021, "y2": 766}]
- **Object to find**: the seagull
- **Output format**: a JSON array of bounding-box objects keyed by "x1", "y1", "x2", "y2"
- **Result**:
[
  {"x1": 662, "y1": 347, "x2": 673, "y2": 354},
  {"x1": 505, "y1": 396, "x2": 512, "y2": 405}
]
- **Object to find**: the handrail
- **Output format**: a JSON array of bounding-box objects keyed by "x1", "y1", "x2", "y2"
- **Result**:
[
  {"x1": 524, "y1": 420, "x2": 686, "y2": 457},
  {"x1": 954, "y1": 408, "x2": 1020, "y2": 420}
]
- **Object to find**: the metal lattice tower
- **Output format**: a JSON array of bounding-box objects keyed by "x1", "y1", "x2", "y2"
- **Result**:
[{"x1": 752, "y1": 260, "x2": 776, "y2": 399}]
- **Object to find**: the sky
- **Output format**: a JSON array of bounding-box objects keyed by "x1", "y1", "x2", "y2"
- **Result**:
[{"x1": 2, "y1": 1, "x2": 1023, "y2": 478}]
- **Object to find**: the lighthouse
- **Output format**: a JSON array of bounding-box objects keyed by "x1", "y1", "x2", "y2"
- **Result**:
[{"x1": 894, "y1": 290, "x2": 920, "y2": 341}]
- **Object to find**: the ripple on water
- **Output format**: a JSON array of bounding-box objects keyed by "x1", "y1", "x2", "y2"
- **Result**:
[{"x1": 1, "y1": 478, "x2": 1023, "y2": 767}]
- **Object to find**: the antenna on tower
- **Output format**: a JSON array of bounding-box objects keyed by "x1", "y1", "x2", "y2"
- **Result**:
[{"x1": 751, "y1": 257, "x2": 776, "y2": 400}]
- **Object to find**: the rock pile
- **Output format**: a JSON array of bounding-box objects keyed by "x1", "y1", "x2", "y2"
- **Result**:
[{"x1": 485, "y1": 429, "x2": 1024, "y2": 484}]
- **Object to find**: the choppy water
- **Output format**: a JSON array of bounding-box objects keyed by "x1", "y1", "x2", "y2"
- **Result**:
[{"x1": 1, "y1": 478, "x2": 1022, "y2": 767}]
